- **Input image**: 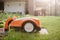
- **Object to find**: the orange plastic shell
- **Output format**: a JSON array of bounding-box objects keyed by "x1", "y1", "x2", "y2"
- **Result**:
[
  {"x1": 4, "y1": 18, "x2": 40, "y2": 29},
  {"x1": 4, "y1": 18, "x2": 14, "y2": 29}
]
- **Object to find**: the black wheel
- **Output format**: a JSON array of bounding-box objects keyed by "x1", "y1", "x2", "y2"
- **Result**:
[
  {"x1": 5, "y1": 29, "x2": 9, "y2": 32},
  {"x1": 5, "y1": 26, "x2": 10, "y2": 32},
  {"x1": 22, "y1": 21, "x2": 36, "y2": 33}
]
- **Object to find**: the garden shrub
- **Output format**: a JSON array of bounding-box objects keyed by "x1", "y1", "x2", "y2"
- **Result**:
[
  {"x1": 0, "y1": 21, "x2": 3, "y2": 24},
  {"x1": 0, "y1": 24, "x2": 4, "y2": 28}
]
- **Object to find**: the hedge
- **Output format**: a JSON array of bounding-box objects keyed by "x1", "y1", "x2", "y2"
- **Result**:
[{"x1": 0, "y1": 24, "x2": 4, "y2": 28}]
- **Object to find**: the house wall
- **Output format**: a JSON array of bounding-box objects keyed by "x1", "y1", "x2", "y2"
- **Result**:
[
  {"x1": 4, "y1": 2, "x2": 26, "y2": 15},
  {"x1": 4, "y1": 0, "x2": 26, "y2": 2},
  {"x1": 4, "y1": 0, "x2": 26, "y2": 15}
]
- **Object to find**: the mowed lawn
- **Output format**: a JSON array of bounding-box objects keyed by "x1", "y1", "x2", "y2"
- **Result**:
[{"x1": 2, "y1": 16, "x2": 60, "y2": 40}]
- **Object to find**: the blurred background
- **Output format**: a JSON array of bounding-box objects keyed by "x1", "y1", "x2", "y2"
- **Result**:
[
  {"x1": 0, "y1": 0, "x2": 60, "y2": 16},
  {"x1": 34, "y1": 0, "x2": 60, "y2": 16}
]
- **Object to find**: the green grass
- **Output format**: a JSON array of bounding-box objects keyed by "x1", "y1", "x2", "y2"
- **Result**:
[{"x1": 2, "y1": 16, "x2": 60, "y2": 40}]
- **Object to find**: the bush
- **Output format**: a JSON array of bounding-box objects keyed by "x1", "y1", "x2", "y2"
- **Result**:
[
  {"x1": 0, "y1": 12, "x2": 23, "y2": 21},
  {"x1": 0, "y1": 24, "x2": 4, "y2": 28},
  {"x1": 0, "y1": 12, "x2": 8, "y2": 21},
  {"x1": 0, "y1": 21, "x2": 3, "y2": 24}
]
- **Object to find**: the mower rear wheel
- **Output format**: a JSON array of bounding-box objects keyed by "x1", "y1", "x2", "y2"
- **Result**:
[{"x1": 22, "y1": 21, "x2": 36, "y2": 33}]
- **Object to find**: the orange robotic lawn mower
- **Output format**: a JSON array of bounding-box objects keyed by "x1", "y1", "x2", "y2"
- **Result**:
[{"x1": 4, "y1": 17, "x2": 41, "y2": 33}]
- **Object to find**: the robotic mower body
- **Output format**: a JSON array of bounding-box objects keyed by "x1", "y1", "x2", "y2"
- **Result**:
[{"x1": 4, "y1": 17, "x2": 41, "y2": 32}]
